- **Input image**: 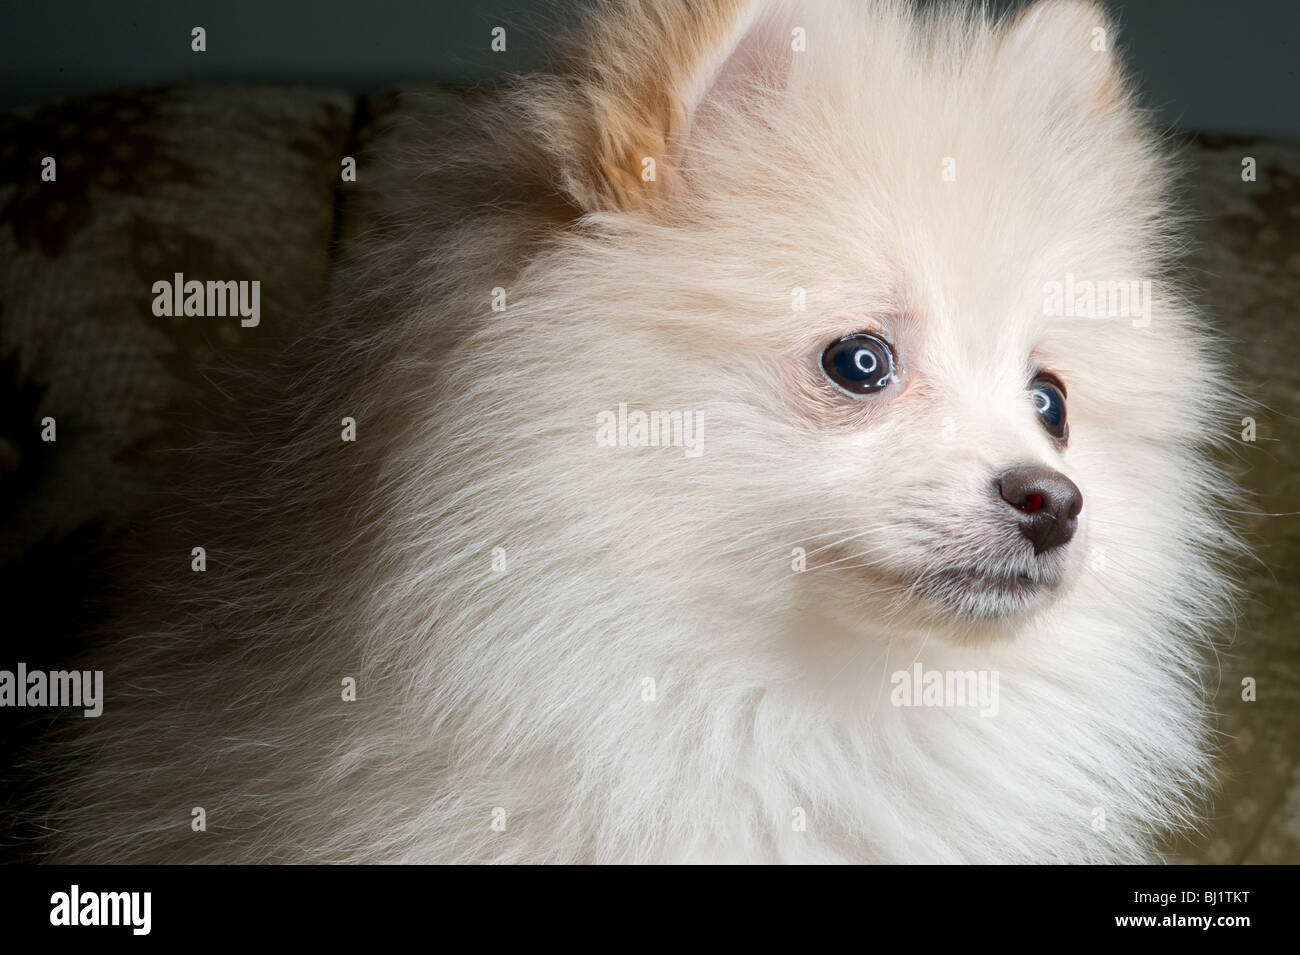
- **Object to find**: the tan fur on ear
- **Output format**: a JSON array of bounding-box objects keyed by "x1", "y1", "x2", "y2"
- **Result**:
[{"x1": 536, "y1": 0, "x2": 759, "y2": 213}]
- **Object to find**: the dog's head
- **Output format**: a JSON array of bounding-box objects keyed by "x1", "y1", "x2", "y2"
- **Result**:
[{"x1": 502, "y1": 0, "x2": 1230, "y2": 637}]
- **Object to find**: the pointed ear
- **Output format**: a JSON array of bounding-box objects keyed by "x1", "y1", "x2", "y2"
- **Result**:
[
  {"x1": 998, "y1": 0, "x2": 1131, "y2": 126},
  {"x1": 537, "y1": 0, "x2": 800, "y2": 214}
]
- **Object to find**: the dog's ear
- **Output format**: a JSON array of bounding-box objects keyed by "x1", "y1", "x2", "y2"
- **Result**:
[
  {"x1": 998, "y1": 0, "x2": 1131, "y2": 127},
  {"x1": 534, "y1": 0, "x2": 801, "y2": 214}
]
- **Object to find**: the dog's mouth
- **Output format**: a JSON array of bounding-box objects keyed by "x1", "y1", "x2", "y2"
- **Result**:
[
  {"x1": 929, "y1": 566, "x2": 1040, "y2": 595},
  {"x1": 903, "y1": 564, "x2": 1057, "y2": 620}
]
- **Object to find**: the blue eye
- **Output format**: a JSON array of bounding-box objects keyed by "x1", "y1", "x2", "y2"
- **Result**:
[
  {"x1": 1030, "y1": 375, "x2": 1068, "y2": 441},
  {"x1": 821, "y1": 333, "x2": 896, "y2": 396}
]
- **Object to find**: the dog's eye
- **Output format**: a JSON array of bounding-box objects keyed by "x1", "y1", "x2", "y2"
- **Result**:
[
  {"x1": 1030, "y1": 375, "x2": 1068, "y2": 441},
  {"x1": 821, "y1": 333, "x2": 896, "y2": 396}
]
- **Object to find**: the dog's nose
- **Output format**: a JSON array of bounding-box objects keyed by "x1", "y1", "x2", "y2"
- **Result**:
[{"x1": 996, "y1": 466, "x2": 1083, "y2": 554}]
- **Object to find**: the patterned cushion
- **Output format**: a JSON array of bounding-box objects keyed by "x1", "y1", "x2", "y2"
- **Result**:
[
  {"x1": 1173, "y1": 134, "x2": 1300, "y2": 864},
  {"x1": 0, "y1": 84, "x2": 354, "y2": 565}
]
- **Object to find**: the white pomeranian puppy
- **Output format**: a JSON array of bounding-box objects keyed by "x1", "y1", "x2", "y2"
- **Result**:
[{"x1": 37, "y1": 0, "x2": 1241, "y2": 863}]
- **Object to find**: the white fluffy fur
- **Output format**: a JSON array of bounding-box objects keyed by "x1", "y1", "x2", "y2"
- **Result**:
[{"x1": 36, "y1": 0, "x2": 1242, "y2": 863}]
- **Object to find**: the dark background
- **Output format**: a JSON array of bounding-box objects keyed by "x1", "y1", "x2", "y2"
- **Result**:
[{"x1": 2, "y1": 0, "x2": 1298, "y2": 138}]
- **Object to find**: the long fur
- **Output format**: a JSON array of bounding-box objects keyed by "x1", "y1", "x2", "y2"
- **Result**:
[{"x1": 30, "y1": 0, "x2": 1242, "y2": 863}]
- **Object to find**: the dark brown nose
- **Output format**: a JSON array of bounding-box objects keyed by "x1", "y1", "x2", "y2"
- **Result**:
[{"x1": 997, "y1": 466, "x2": 1083, "y2": 555}]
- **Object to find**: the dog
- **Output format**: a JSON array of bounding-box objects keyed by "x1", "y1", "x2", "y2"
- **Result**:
[{"x1": 35, "y1": 0, "x2": 1241, "y2": 863}]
